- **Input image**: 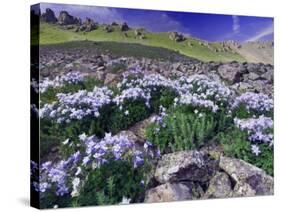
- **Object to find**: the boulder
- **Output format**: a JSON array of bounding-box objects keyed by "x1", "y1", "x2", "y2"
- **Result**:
[
  {"x1": 145, "y1": 182, "x2": 195, "y2": 203},
  {"x1": 261, "y1": 69, "x2": 273, "y2": 82},
  {"x1": 134, "y1": 29, "x2": 142, "y2": 36},
  {"x1": 217, "y1": 63, "x2": 242, "y2": 84},
  {"x1": 41, "y1": 8, "x2": 57, "y2": 23},
  {"x1": 81, "y1": 18, "x2": 97, "y2": 32},
  {"x1": 104, "y1": 73, "x2": 118, "y2": 85},
  {"x1": 129, "y1": 115, "x2": 157, "y2": 142},
  {"x1": 104, "y1": 25, "x2": 113, "y2": 33},
  {"x1": 154, "y1": 150, "x2": 212, "y2": 183},
  {"x1": 219, "y1": 156, "x2": 274, "y2": 195},
  {"x1": 232, "y1": 182, "x2": 256, "y2": 197},
  {"x1": 120, "y1": 22, "x2": 129, "y2": 31},
  {"x1": 91, "y1": 70, "x2": 105, "y2": 81},
  {"x1": 58, "y1": 11, "x2": 80, "y2": 25},
  {"x1": 248, "y1": 72, "x2": 260, "y2": 81},
  {"x1": 204, "y1": 172, "x2": 232, "y2": 198},
  {"x1": 169, "y1": 32, "x2": 185, "y2": 42}
]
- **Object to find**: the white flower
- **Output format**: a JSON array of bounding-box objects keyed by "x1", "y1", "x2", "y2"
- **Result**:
[
  {"x1": 124, "y1": 110, "x2": 129, "y2": 116},
  {"x1": 119, "y1": 196, "x2": 131, "y2": 205},
  {"x1": 71, "y1": 177, "x2": 80, "y2": 197},
  {"x1": 79, "y1": 133, "x2": 87, "y2": 141},
  {"x1": 251, "y1": 144, "x2": 261, "y2": 156},
  {"x1": 75, "y1": 167, "x2": 82, "y2": 176},
  {"x1": 94, "y1": 111, "x2": 100, "y2": 118},
  {"x1": 62, "y1": 139, "x2": 69, "y2": 145}
]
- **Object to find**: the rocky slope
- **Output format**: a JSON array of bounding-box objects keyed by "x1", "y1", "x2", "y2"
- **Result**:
[{"x1": 39, "y1": 41, "x2": 273, "y2": 97}]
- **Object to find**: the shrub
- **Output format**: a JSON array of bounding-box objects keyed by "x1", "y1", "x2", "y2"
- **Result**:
[
  {"x1": 75, "y1": 160, "x2": 145, "y2": 206},
  {"x1": 150, "y1": 87, "x2": 177, "y2": 112},
  {"x1": 108, "y1": 100, "x2": 151, "y2": 134},
  {"x1": 218, "y1": 127, "x2": 273, "y2": 176},
  {"x1": 146, "y1": 106, "x2": 218, "y2": 153}
]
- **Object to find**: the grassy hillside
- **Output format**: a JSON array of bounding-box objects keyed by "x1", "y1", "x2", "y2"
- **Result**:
[
  {"x1": 41, "y1": 41, "x2": 198, "y2": 62},
  {"x1": 39, "y1": 22, "x2": 246, "y2": 62}
]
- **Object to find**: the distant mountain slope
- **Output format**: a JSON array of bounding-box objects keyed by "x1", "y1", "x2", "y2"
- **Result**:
[
  {"x1": 236, "y1": 41, "x2": 274, "y2": 64},
  {"x1": 38, "y1": 22, "x2": 273, "y2": 64}
]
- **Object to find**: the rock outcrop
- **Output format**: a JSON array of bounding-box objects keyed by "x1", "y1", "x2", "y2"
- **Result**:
[
  {"x1": 41, "y1": 8, "x2": 57, "y2": 23},
  {"x1": 58, "y1": 11, "x2": 80, "y2": 25},
  {"x1": 76, "y1": 18, "x2": 98, "y2": 32},
  {"x1": 219, "y1": 156, "x2": 274, "y2": 196},
  {"x1": 154, "y1": 150, "x2": 212, "y2": 183},
  {"x1": 145, "y1": 182, "x2": 197, "y2": 203},
  {"x1": 120, "y1": 22, "x2": 129, "y2": 31},
  {"x1": 169, "y1": 32, "x2": 185, "y2": 42}
]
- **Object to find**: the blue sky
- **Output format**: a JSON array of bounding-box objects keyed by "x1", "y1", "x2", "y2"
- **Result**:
[{"x1": 40, "y1": 3, "x2": 273, "y2": 42}]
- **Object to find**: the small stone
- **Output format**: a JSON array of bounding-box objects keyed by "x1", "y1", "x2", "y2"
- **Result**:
[
  {"x1": 104, "y1": 73, "x2": 117, "y2": 85},
  {"x1": 145, "y1": 182, "x2": 194, "y2": 203},
  {"x1": 248, "y1": 72, "x2": 260, "y2": 80}
]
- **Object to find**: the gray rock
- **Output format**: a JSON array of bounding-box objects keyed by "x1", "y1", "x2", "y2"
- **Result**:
[
  {"x1": 91, "y1": 71, "x2": 105, "y2": 81},
  {"x1": 41, "y1": 8, "x2": 57, "y2": 23},
  {"x1": 169, "y1": 32, "x2": 185, "y2": 42},
  {"x1": 204, "y1": 172, "x2": 232, "y2": 198},
  {"x1": 218, "y1": 63, "x2": 241, "y2": 84},
  {"x1": 261, "y1": 69, "x2": 273, "y2": 82},
  {"x1": 248, "y1": 72, "x2": 260, "y2": 80},
  {"x1": 154, "y1": 150, "x2": 211, "y2": 183},
  {"x1": 104, "y1": 73, "x2": 118, "y2": 85},
  {"x1": 120, "y1": 22, "x2": 129, "y2": 31},
  {"x1": 232, "y1": 182, "x2": 256, "y2": 197},
  {"x1": 58, "y1": 11, "x2": 80, "y2": 25},
  {"x1": 129, "y1": 115, "x2": 157, "y2": 142},
  {"x1": 145, "y1": 182, "x2": 194, "y2": 203},
  {"x1": 219, "y1": 156, "x2": 274, "y2": 195}
]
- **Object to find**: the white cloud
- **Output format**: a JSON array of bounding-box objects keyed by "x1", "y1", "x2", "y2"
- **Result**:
[
  {"x1": 40, "y1": 3, "x2": 190, "y2": 35},
  {"x1": 232, "y1": 15, "x2": 240, "y2": 34},
  {"x1": 128, "y1": 12, "x2": 190, "y2": 35},
  {"x1": 245, "y1": 24, "x2": 274, "y2": 42}
]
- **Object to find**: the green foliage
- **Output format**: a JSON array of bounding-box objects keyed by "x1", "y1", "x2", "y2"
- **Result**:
[
  {"x1": 108, "y1": 99, "x2": 151, "y2": 134},
  {"x1": 146, "y1": 107, "x2": 217, "y2": 153},
  {"x1": 218, "y1": 127, "x2": 273, "y2": 176},
  {"x1": 150, "y1": 88, "x2": 177, "y2": 112},
  {"x1": 75, "y1": 160, "x2": 145, "y2": 206},
  {"x1": 40, "y1": 188, "x2": 72, "y2": 209},
  {"x1": 232, "y1": 104, "x2": 273, "y2": 119}
]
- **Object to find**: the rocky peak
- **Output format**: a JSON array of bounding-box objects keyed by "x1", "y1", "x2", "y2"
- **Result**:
[
  {"x1": 41, "y1": 8, "x2": 57, "y2": 23},
  {"x1": 120, "y1": 22, "x2": 129, "y2": 31},
  {"x1": 58, "y1": 11, "x2": 80, "y2": 25}
]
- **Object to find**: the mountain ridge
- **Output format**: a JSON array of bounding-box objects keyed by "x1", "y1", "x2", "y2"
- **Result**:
[{"x1": 37, "y1": 8, "x2": 273, "y2": 64}]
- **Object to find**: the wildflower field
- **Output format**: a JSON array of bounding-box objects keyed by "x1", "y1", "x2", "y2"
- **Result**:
[{"x1": 31, "y1": 67, "x2": 273, "y2": 208}]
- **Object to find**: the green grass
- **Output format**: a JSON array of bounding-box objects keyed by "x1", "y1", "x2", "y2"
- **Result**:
[{"x1": 39, "y1": 22, "x2": 246, "y2": 62}]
